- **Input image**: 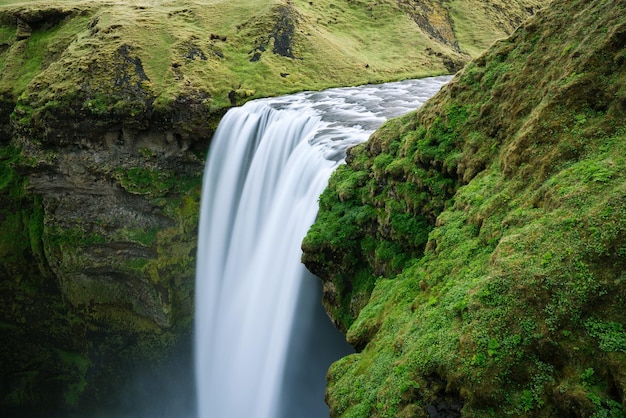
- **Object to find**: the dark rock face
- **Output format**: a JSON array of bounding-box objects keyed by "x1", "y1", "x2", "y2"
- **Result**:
[
  {"x1": 0, "y1": 62, "x2": 220, "y2": 416},
  {"x1": 0, "y1": 125, "x2": 205, "y2": 416},
  {"x1": 271, "y1": 4, "x2": 298, "y2": 58},
  {"x1": 22, "y1": 127, "x2": 200, "y2": 325}
]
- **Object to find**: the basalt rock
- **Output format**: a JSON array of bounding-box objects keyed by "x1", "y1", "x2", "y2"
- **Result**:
[{"x1": 0, "y1": 33, "x2": 218, "y2": 417}]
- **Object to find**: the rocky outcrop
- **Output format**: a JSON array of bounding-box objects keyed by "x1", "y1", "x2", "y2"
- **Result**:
[
  {"x1": 249, "y1": 4, "x2": 300, "y2": 62},
  {"x1": 2, "y1": 85, "x2": 212, "y2": 418}
]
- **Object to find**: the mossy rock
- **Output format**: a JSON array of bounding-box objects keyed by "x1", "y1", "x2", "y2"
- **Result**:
[{"x1": 302, "y1": 0, "x2": 626, "y2": 415}]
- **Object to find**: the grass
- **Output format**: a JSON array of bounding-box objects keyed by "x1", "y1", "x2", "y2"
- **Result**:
[
  {"x1": 0, "y1": 0, "x2": 544, "y2": 124},
  {"x1": 447, "y1": 0, "x2": 541, "y2": 57}
]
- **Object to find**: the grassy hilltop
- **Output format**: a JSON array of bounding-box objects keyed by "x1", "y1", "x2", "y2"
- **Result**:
[
  {"x1": 0, "y1": 0, "x2": 541, "y2": 118},
  {"x1": 303, "y1": 0, "x2": 626, "y2": 415}
]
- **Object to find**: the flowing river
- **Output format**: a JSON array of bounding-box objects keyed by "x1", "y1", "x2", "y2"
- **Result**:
[{"x1": 194, "y1": 76, "x2": 451, "y2": 418}]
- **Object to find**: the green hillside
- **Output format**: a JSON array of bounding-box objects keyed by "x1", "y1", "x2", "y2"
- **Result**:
[
  {"x1": 303, "y1": 0, "x2": 626, "y2": 415},
  {"x1": 0, "y1": 0, "x2": 542, "y2": 132}
]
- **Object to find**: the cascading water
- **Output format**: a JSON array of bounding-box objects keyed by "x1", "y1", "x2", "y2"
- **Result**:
[{"x1": 195, "y1": 76, "x2": 451, "y2": 418}]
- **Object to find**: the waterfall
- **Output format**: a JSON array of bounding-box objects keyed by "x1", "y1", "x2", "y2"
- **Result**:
[{"x1": 195, "y1": 76, "x2": 451, "y2": 418}]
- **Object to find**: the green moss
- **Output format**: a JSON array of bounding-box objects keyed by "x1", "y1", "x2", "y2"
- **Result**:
[
  {"x1": 46, "y1": 224, "x2": 106, "y2": 249},
  {"x1": 117, "y1": 227, "x2": 159, "y2": 247},
  {"x1": 114, "y1": 166, "x2": 201, "y2": 200},
  {"x1": 114, "y1": 167, "x2": 174, "y2": 197},
  {"x1": 0, "y1": 144, "x2": 46, "y2": 275},
  {"x1": 0, "y1": 144, "x2": 23, "y2": 194},
  {"x1": 303, "y1": 101, "x2": 465, "y2": 330},
  {"x1": 303, "y1": 0, "x2": 626, "y2": 415},
  {"x1": 586, "y1": 320, "x2": 626, "y2": 354},
  {"x1": 56, "y1": 349, "x2": 90, "y2": 407}
]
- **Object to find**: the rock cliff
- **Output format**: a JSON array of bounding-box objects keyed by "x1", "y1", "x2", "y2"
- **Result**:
[
  {"x1": 0, "y1": 0, "x2": 544, "y2": 415},
  {"x1": 303, "y1": 0, "x2": 626, "y2": 415}
]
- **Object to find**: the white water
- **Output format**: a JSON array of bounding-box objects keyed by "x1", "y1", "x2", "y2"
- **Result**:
[{"x1": 195, "y1": 76, "x2": 451, "y2": 418}]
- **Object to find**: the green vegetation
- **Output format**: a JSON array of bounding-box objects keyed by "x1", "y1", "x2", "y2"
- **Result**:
[
  {"x1": 0, "y1": 0, "x2": 541, "y2": 134},
  {"x1": 303, "y1": 0, "x2": 626, "y2": 415},
  {"x1": 0, "y1": 0, "x2": 546, "y2": 415}
]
